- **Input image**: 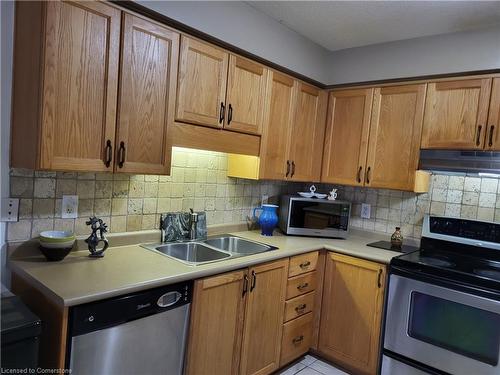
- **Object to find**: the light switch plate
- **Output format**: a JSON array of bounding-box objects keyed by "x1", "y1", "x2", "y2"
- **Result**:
[
  {"x1": 62, "y1": 195, "x2": 78, "y2": 219},
  {"x1": 361, "y1": 203, "x2": 371, "y2": 219},
  {"x1": 1, "y1": 198, "x2": 20, "y2": 222}
]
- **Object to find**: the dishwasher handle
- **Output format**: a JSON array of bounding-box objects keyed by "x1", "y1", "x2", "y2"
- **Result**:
[{"x1": 70, "y1": 281, "x2": 192, "y2": 337}]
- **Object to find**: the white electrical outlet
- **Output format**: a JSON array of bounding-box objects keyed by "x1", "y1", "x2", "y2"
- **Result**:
[
  {"x1": 261, "y1": 194, "x2": 269, "y2": 205},
  {"x1": 361, "y1": 203, "x2": 371, "y2": 219},
  {"x1": 62, "y1": 195, "x2": 78, "y2": 219},
  {"x1": 1, "y1": 198, "x2": 20, "y2": 222}
]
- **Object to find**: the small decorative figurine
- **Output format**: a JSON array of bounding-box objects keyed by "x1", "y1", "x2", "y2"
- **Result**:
[
  {"x1": 85, "y1": 216, "x2": 109, "y2": 258},
  {"x1": 328, "y1": 188, "x2": 338, "y2": 201},
  {"x1": 391, "y1": 227, "x2": 404, "y2": 249}
]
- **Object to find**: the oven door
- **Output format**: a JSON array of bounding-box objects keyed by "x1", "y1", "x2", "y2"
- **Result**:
[{"x1": 385, "y1": 274, "x2": 500, "y2": 375}]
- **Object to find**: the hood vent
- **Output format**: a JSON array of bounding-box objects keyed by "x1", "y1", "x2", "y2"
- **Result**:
[{"x1": 419, "y1": 150, "x2": 500, "y2": 174}]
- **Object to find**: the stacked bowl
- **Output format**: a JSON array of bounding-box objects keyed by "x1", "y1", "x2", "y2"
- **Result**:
[{"x1": 39, "y1": 231, "x2": 76, "y2": 261}]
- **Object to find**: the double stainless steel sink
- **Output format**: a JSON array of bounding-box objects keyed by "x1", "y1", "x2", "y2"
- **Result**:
[{"x1": 141, "y1": 235, "x2": 277, "y2": 266}]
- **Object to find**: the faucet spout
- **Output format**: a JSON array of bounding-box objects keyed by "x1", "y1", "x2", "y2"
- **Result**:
[{"x1": 189, "y1": 210, "x2": 199, "y2": 240}]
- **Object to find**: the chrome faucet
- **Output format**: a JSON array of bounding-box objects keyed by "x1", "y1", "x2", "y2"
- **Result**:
[{"x1": 189, "y1": 209, "x2": 199, "y2": 241}]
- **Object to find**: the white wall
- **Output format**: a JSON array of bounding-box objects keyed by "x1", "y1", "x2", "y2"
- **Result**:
[
  {"x1": 327, "y1": 25, "x2": 500, "y2": 85},
  {"x1": 1, "y1": 0, "x2": 14, "y2": 287},
  {"x1": 137, "y1": 1, "x2": 331, "y2": 83}
]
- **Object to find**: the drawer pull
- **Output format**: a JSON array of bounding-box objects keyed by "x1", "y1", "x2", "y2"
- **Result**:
[
  {"x1": 299, "y1": 261, "x2": 311, "y2": 269},
  {"x1": 292, "y1": 335, "x2": 304, "y2": 344},
  {"x1": 297, "y1": 283, "x2": 309, "y2": 291},
  {"x1": 295, "y1": 304, "x2": 306, "y2": 313}
]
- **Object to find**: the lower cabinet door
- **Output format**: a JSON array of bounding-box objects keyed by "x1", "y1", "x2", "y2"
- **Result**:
[
  {"x1": 185, "y1": 270, "x2": 247, "y2": 375},
  {"x1": 318, "y1": 253, "x2": 386, "y2": 375},
  {"x1": 280, "y1": 312, "x2": 314, "y2": 367},
  {"x1": 240, "y1": 259, "x2": 289, "y2": 375}
]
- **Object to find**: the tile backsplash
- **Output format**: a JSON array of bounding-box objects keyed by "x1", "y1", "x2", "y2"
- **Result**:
[
  {"x1": 7, "y1": 146, "x2": 500, "y2": 242},
  {"x1": 7, "y1": 148, "x2": 291, "y2": 241}
]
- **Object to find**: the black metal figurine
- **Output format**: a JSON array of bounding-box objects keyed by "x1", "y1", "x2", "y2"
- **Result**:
[{"x1": 85, "y1": 216, "x2": 109, "y2": 258}]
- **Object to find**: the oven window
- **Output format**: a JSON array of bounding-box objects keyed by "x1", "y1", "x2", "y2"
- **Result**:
[
  {"x1": 289, "y1": 201, "x2": 349, "y2": 230},
  {"x1": 408, "y1": 292, "x2": 500, "y2": 366}
]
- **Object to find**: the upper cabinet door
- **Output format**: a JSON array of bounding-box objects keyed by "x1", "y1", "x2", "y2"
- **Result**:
[
  {"x1": 116, "y1": 14, "x2": 179, "y2": 175},
  {"x1": 176, "y1": 36, "x2": 229, "y2": 128},
  {"x1": 322, "y1": 89, "x2": 373, "y2": 186},
  {"x1": 240, "y1": 259, "x2": 289, "y2": 375},
  {"x1": 486, "y1": 78, "x2": 500, "y2": 150},
  {"x1": 40, "y1": 1, "x2": 120, "y2": 171},
  {"x1": 259, "y1": 72, "x2": 296, "y2": 180},
  {"x1": 365, "y1": 84, "x2": 426, "y2": 191},
  {"x1": 288, "y1": 83, "x2": 328, "y2": 182},
  {"x1": 421, "y1": 78, "x2": 492, "y2": 150},
  {"x1": 225, "y1": 55, "x2": 269, "y2": 135}
]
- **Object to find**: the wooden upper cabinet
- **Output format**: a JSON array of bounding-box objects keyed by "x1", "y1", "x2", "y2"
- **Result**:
[
  {"x1": 176, "y1": 36, "x2": 229, "y2": 128},
  {"x1": 259, "y1": 72, "x2": 296, "y2": 180},
  {"x1": 185, "y1": 270, "x2": 247, "y2": 375},
  {"x1": 319, "y1": 253, "x2": 386, "y2": 375},
  {"x1": 421, "y1": 78, "x2": 492, "y2": 150},
  {"x1": 116, "y1": 14, "x2": 179, "y2": 174},
  {"x1": 322, "y1": 89, "x2": 373, "y2": 185},
  {"x1": 288, "y1": 83, "x2": 328, "y2": 182},
  {"x1": 15, "y1": 1, "x2": 121, "y2": 171},
  {"x1": 225, "y1": 55, "x2": 269, "y2": 135},
  {"x1": 365, "y1": 84, "x2": 426, "y2": 191},
  {"x1": 486, "y1": 78, "x2": 500, "y2": 150},
  {"x1": 240, "y1": 259, "x2": 289, "y2": 375}
]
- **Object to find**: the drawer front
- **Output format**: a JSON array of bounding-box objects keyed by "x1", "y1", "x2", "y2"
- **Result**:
[
  {"x1": 289, "y1": 251, "x2": 319, "y2": 277},
  {"x1": 280, "y1": 312, "x2": 313, "y2": 366},
  {"x1": 284, "y1": 291, "x2": 315, "y2": 322},
  {"x1": 286, "y1": 271, "x2": 317, "y2": 299}
]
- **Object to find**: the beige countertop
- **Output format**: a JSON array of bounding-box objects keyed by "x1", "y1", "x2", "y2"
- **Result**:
[{"x1": 9, "y1": 229, "x2": 408, "y2": 307}]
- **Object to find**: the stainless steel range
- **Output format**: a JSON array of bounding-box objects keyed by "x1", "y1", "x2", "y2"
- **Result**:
[{"x1": 382, "y1": 215, "x2": 500, "y2": 375}]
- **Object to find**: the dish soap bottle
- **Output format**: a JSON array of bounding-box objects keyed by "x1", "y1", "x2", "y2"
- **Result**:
[{"x1": 391, "y1": 227, "x2": 403, "y2": 249}]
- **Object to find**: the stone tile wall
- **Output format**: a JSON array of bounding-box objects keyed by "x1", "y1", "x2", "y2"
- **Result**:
[
  {"x1": 7, "y1": 148, "x2": 292, "y2": 241},
  {"x1": 7, "y1": 145, "x2": 500, "y2": 242}
]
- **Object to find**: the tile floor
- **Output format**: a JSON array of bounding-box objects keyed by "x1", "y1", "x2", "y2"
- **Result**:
[{"x1": 278, "y1": 354, "x2": 350, "y2": 375}]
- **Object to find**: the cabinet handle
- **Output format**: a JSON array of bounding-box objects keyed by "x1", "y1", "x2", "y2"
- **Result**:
[
  {"x1": 117, "y1": 141, "x2": 126, "y2": 168},
  {"x1": 489, "y1": 125, "x2": 495, "y2": 147},
  {"x1": 219, "y1": 102, "x2": 225, "y2": 124},
  {"x1": 242, "y1": 274, "x2": 249, "y2": 297},
  {"x1": 299, "y1": 261, "x2": 310, "y2": 269},
  {"x1": 476, "y1": 125, "x2": 482, "y2": 146},
  {"x1": 291, "y1": 161, "x2": 295, "y2": 178},
  {"x1": 297, "y1": 282, "x2": 309, "y2": 291},
  {"x1": 227, "y1": 104, "x2": 233, "y2": 125},
  {"x1": 292, "y1": 335, "x2": 304, "y2": 344},
  {"x1": 365, "y1": 167, "x2": 371, "y2": 184},
  {"x1": 286, "y1": 160, "x2": 290, "y2": 177},
  {"x1": 377, "y1": 269, "x2": 383, "y2": 288},
  {"x1": 357, "y1": 166, "x2": 362, "y2": 183},
  {"x1": 295, "y1": 304, "x2": 306, "y2": 313},
  {"x1": 250, "y1": 270, "x2": 256, "y2": 291},
  {"x1": 104, "y1": 140, "x2": 112, "y2": 167}
]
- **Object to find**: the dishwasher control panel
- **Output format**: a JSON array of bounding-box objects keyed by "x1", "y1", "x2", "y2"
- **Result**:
[{"x1": 69, "y1": 281, "x2": 193, "y2": 337}]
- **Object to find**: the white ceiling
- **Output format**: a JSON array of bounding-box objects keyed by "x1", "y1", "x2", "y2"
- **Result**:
[{"x1": 246, "y1": 1, "x2": 500, "y2": 51}]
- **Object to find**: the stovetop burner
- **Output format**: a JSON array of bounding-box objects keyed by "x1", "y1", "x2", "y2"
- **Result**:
[{"x1": 418, "y1": 256, "x2": 455, "y2": 268}]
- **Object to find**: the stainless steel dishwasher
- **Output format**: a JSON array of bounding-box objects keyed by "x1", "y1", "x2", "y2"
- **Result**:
[{"x1": 67, "y1": 281, "x2": 192, "y2": 375}]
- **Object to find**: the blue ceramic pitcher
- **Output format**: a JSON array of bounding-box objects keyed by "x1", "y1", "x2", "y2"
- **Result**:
[{"x1": 253, "y1": 204, "x2": 279, "y2": 236}]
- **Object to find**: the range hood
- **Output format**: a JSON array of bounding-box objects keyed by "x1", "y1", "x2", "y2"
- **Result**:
[{"x1": 419, "y1": 150, "x2": 500, "y2": 174}]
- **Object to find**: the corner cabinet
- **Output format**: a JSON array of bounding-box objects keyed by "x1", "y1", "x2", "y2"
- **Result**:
[
  {"x1": 318, "y1": 253, "x2": 386, "y2": 375},
  {"x1": 322, "y1": 89, "x2": 374, "y2": 186},
  {"x1": 186, "y1": 259, "x2": 289, "y2": 375},
  {"x1": 11, "y1": 2, "x2": 178, "y2": 174},
  {"x1": 175, "y1": 36, "x2": 268, "y2": 136}
]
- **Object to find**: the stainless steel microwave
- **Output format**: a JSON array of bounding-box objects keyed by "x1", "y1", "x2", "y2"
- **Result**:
[{"x1": 279, "y1": 195, "x2": 351, "y2": 238}]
